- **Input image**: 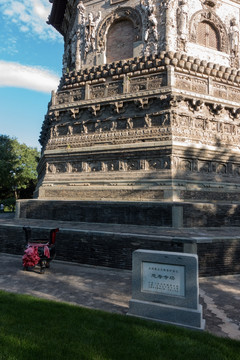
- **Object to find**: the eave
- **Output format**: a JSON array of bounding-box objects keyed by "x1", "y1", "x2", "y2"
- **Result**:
[{"x1": 47, "y1": 0, "x2": 68, "y2": 35}]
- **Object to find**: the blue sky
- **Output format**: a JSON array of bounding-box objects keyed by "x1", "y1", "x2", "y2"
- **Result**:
[{"x1": 0, "y1": 0, "x2": 64, "y2": 150}]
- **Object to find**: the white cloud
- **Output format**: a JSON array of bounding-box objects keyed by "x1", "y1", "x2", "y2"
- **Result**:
[
  {"x1": 0, "y1": 61, "x2": 59, "y2": 93},
  {"x1": 0, "y1": 35, "x2": 18, "y2": 55},
  {"x1": 0, "y1": 0, "x2": 60, "y2": 41}
]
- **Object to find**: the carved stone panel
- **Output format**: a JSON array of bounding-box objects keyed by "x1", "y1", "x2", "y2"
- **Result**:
[
  {"x1": 90, "y1": 84, "x2": 106, "y2": 99},
  {"x1": 130, "y1": 73, "x2": 166, "y2": 93},
  {"x1": 107, "y1": 81, "x2": 123, "y2": 96},
  {"x1": 175, "y1": 74, "x2": 208, "y2": 95}
]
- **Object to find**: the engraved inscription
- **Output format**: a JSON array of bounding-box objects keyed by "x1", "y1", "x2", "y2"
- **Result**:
[{"x1": 142, "y1": 262, "x2": 185, "y2": 297}]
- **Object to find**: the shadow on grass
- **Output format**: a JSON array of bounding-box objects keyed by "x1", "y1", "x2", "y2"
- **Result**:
[{"x1": 0, "y1": 290, "x2": 240, "y2": 360}]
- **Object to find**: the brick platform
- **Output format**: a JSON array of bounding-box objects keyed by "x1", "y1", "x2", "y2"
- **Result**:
[{"x1": 1, "y1": 214, "x2": 240, "y2": 276}]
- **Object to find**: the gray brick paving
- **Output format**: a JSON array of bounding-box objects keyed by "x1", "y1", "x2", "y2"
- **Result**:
[{"x1": 0, "y1": 252, "x2": 240, "y2": 340}]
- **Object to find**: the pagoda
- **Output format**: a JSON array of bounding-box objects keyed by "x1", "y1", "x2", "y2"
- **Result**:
[{"x1": 33, "y1": 0, "x2": 240, "y2": 226}]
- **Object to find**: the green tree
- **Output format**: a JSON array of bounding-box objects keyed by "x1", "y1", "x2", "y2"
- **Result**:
[{"x1": 0, "y1": 135, "x2": 40, "y2": 206}]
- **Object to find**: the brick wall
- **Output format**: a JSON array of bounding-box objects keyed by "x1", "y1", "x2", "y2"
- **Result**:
[
  {"x1": 17, "y1": 200, "x2": 240, "y2": 228},
  {"x1": 18, "y1": 200, "x2": 172, "y2": 226},
  {"x1": 198, "y1": 240, "x2": 240, "y2": 276},
  {"x1": 1, "y1": 224, "x2": 240, "y2": 276},
  {"x1": 106, "y1": 20, "x2": 134, "y2": 63}
]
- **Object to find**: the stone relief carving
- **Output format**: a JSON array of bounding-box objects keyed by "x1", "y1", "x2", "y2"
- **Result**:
[
  {"x1": 126, "y1": 118, "x2": 134, "y2": 129},
  {"x1": 140, "y1": 0, "x2": 158, "y2": 56},
  {"x1": 110, "y1": 120, "x2": 117, "y2": 131},
  {"x1": 47, "y1": 163, "x2": 55, "y2": 174},
  {"x1": 229, "y1": 108, "x2": 240, "y2": 119},
  {"x1": 229, "y1": 18, "x2": 239, "y2": 67},
  {"x1": 135, "y1": 98, "x2": 152, "y2": 109},
  {"x1": 119, "y1": 160, "x2": 127, "y2": 171},
  {"x1": 67, "y1": 125, "x2": 73, "y2": 135},
  {"x1": 144, "y1": 114, "x2": 152, "y2": 127},
  {"x1": 84, "y1": 11, "x2": 101, "y2": 58},
  {"x1": 46, "y1": 156, "x2": 178, "y2": 174},
  {"x1": 70, "y1": 108, "x2": 80, "y2": 119},
  {"x1": 63, "y1": 1, "x2": 85, "y2": 72},
  {"x1": 63, "y1": 1, "x2": 101, "y2": 72},
  {"x1": 111, "y1": 101, "x2": 125, "y2": 114},
  {"x1": 229, "y1": 18, "x2": 239, "y2": 56},
  {"x1": 177, "y1": 0, "x2": 188, "y2": 51},
  {"x1": 207, "y1": 103, "x2": 223, "y2": 116},
  {"x1": 51, "y1": 125, "x2": 59, "y2": 138}
]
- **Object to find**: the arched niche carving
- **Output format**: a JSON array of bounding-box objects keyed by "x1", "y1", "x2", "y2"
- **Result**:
[
  {"x1": 189, "y1": 10, "x2": 228, "y2": 53},
  {"x1": 97, "y1": 7, "x2": 142, "y2": 54},
  {"x1": 106, "y1": 19, "x2": 135, "y2": 62}
]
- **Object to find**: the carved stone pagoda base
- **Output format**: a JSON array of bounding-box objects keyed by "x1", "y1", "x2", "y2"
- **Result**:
[
  {"x1": 36, "y1": 48, "x2": 240, "y2": 205},
  {"x1": 35, "y1": 139, "x2": 240, "y2": 203}
]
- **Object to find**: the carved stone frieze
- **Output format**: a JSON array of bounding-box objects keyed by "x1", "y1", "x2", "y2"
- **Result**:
[
  {"x1": 45, "y1": 155, "x2": 173, "y2": 174},
  {"x1": 44, "y1": 153, "x2": 240, "y2": 179},
  {"x1": 46, "y1": 125, "x2": 172, "y2": 150},
  {"x1": 59, "y1": 51, "x2": 240, "y2": 97}
]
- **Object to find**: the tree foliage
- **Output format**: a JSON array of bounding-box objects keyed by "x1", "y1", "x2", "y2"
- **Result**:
[{"x1": 0, "y1": 135, "x2": 40, "y2": 203}]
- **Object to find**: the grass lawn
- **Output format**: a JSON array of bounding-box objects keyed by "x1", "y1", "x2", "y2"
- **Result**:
[{"x1": 0, "y1": 290, "x2": 239, "y2": 360}]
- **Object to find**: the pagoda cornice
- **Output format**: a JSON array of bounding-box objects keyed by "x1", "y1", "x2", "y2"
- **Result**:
[{"x1": 47, "y1": 0, "x2": 67, "y2": 34}]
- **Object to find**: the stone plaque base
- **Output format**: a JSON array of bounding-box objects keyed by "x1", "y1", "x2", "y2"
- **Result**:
[
  {"x1": 128, "y1": 299, "x2": 205, "y2": 330},
  {"x1": 128, "y1": 250, "x2": 205, "y2": 330}
]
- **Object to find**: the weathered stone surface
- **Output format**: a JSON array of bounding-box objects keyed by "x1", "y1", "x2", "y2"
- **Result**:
[
  {"x1": 128, "y1": 250, "x2": 205, "y2": 330},
  {"x1": 35, "y1": 0, "x2": 240, "y2": 204}
]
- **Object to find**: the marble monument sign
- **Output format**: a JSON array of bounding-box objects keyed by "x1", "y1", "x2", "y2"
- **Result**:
[{"x1": 128, "y1": 250, "x2": 205, "y2": 330}]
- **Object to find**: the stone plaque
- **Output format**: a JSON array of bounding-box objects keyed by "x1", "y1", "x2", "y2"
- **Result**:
[
  {"x1": 128, "y1": 250, "x2": 205, "y2": 330},
  {"x1": 142, "y1": 262, "x2": 185, "y2": 297}
]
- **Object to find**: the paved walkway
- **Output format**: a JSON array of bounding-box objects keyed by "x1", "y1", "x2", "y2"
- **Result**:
[{"x1": 0, "y1": 253, "x2": 240, "y2": 341}]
